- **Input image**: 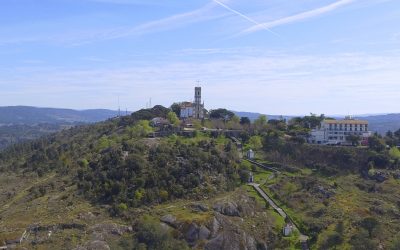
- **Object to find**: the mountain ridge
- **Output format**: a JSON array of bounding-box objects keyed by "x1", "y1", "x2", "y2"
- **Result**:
[{"x1": 0, "y1": 106, "x2": 121, "y2": 125}]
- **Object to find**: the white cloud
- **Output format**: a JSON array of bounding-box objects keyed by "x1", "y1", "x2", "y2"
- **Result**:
[
  {"x1": 2, "y1": 50, "x2": 399, "y2": 114},
  {"x1": 0, "y1": 2, "x2": 225, "y2": 47},
  {"x1": 2, "y1": 0, "x2": 392, "y2": 47},
  {"x1": 59, "y1": 3, "x2": 224, "y2": 46}
]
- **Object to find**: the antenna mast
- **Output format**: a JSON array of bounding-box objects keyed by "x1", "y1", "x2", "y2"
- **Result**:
[{"x1": 118, "y1": 95, "x2": 121, "y2": 117}]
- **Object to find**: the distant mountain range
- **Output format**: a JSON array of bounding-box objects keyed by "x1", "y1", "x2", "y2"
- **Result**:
[
  {"x1": 355, "y1": 113, "x2": 400, "y2": 135},
  {"x1": 0, "y1": 106, "x2": 120, "y2": 125},
  {"x1": 233, "y1": 111, "x2": 400, "y2": 134},
  {"x1": 233, "y1": 111, "x2": 294, "y2": 122},
  {"x1": 0, "y1": 106, "x2": 122, "y2": 149}
]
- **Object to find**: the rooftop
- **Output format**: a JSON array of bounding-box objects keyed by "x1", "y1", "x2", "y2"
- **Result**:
[
  {"x1": 322, "y1": 119, "x2": 368, "y2": 125},
  {"x1": 180, "y1": 102, "x2": 194, "y2": 108}
]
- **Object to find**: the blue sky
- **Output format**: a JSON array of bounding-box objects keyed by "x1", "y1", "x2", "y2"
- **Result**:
[{"x1": 0, "y1": 0, "x2": 399, "y2": 115}]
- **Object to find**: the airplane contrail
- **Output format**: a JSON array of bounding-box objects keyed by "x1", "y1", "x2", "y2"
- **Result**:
[
  {"x1": 211, "y1": 0, "x2": 280, "y2": 37},
  {"x1": 242, "y1": 0, "x2": 355, "y2": 35}
]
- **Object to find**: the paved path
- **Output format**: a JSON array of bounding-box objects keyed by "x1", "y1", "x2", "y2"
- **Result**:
[
  {"x1": 249, "y1": 183, "x2": 287, "y2": 218},
  {"x1": 246, "y1": 159, "x2": 281, "y2": 173},
  {"x1": 249, "y1": 183, "x2": 309, "y2": 249}
]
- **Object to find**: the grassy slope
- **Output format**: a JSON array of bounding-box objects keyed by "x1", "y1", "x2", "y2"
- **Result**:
[{"x1": 255, "y1": 159, "x2": 400, "y2": 249}]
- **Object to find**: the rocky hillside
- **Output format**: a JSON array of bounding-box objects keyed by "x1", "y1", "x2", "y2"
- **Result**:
[
  {"x1": 0, "y1": 106, "x2": 290, "y2": 249},
  {"x1": 3, "y1": 105, "x2": 399, "y2": 249}
]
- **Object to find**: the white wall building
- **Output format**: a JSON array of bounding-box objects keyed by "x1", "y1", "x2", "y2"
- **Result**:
[
  {"x1": 247, "y1": 149, "x2": 255, "y2": 159},
  {"x1": 309, "y1": 117, "x2": 372, "y2": 145},
  {"x1": 180, "y1": 102, "x2": 195, "y2": 119},
  {"x1": 180, "y1": 87, "x2": 205, "y2": 119}
]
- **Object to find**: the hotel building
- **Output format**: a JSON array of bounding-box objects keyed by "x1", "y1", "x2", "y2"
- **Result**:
[{"x1": 309, "y1": 117, "x2": 372, "y2": 145}]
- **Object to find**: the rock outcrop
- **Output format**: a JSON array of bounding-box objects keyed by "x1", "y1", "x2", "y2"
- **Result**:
[
  {"x1": 160, "y1": 191, "x2": 269, "y2": 250},
  {"x1": 213, "y1": 202, "x2": 240, "y2": 217},
  {"x1": 160, "y1": 214, "x2": 179, "y2": 228},
  {"x1": 204, "y1": 214, "x2": 258, "y2": 250},
  {"x1": 74, "y1": 240, "x2": 110, "y2": 250}
]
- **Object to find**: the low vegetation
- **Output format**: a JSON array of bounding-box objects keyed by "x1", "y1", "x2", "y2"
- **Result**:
[{"x1": 1, "y1": 107, "x2": 400, "y2": 249}]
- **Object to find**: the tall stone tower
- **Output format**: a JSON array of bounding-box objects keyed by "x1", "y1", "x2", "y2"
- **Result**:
[{"x1": 194, "y1": 87, "x2": 203, "y2": 119}]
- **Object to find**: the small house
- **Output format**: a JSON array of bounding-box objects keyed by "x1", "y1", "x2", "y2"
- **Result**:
[
  {"x1": 283, "y1": 223, "x2": 294, "y2": 236},
  {"x1": 248, "y1": 172, "x2": 254, "y2": 183},
  {"x1": 247, "y1": 149, "x2": 255, "y2": 160}
]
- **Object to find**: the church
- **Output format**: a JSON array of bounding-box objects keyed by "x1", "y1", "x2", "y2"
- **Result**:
[{"x1": 180, "y1": 87, "x2": 205, "y2": 119}]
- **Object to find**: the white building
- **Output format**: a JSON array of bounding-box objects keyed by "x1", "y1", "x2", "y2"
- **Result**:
[
  {"x1": 247, "y1": 149, "x2": 255, "y2": 159},
  {"x1": 283, "y1": 224, "x2": 294, "y2": 236},
  {"x1": 180, "y1": 102, "x2": 195, "y2": 118},
  {"x1": 248, "y1": 172, "x2": 254, "y2": 183},
  {"x1": 180, "y1": 87, "x2": 205, "y2": 119},
  {"x1": 309, "y1": 117, "x2": 372, "y2": 145}
]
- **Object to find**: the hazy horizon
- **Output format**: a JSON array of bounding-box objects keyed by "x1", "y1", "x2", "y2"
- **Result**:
[
  {"x1": 1, "y1": 0, "x2": 399, "y2": 114},
  {"x1": 0, "y1": 104, "x2": 397, "y2": 118}
]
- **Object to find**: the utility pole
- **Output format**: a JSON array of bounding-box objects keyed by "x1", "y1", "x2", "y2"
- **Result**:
[{"x1": 118, "y1": 95, "x2": 121, "y2": 117}]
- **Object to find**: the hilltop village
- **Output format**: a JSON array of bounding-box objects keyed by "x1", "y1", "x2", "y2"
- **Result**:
[
  {"x1": 150, "y1": 86, "x2": 375, "y2": 148},
  {"x1": 1, "y1": 87, "x2": 400, "y2": 250}
]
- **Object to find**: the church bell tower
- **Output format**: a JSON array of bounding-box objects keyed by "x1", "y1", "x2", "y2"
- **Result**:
[{"x1": 194, "y1": 87, "x2": 202, "y2": 119}]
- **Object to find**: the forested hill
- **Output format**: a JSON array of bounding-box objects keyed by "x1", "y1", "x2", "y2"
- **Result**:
[
  {"x1": 0, "y1": 105, "x2": 243, "y2": 249},
  {"x1": 0, "y1": 106, "x2": 120, "y2": 125},
  {"x1": 1, "y1": 105, "x2": 400, "y2": 249},
  {"x1": 0, "y1": 105, "x2": 240, "y2": 210}
]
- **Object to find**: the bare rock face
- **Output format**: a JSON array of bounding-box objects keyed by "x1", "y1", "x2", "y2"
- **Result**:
[
  {"x1": 212, "y1": 193, "x2": 256, "y2": 218},
  {"x1": 159, "y1": 191, "x2": 269, "y2": 250},
  {"x1": 210, "y1": 216, "x2": 221, "y2": 238},
  {"x1": 213, "y1": 202, "x2": 240, "y2": 217},
  {"x1": 236, "y1": 197, "x2": 257, "y2": 217},
  {"x1": 204, "y1": 215, "x2": 258, "y2": 250},
  {"x1": 74, "y1": 223, "x2": 132, "y2": 249},
  {"x1": 73, "y1": 240, "x2": 110, "y2": 250},
  {"x1": 199, "y1": 225, "x2": 211, "y2": 240},
  {"x1": 86, "y1": 240, "x2": 111, "y2": 250},
  {"x1": 160, "y1": 214, "x2": 178, "y2": 228},
  {"x1": 185, "y1": 223, "x2": 200, "y2": 244},
  {"x1": 88, "y1": 223, "x2": 132, "y2": 241},
  {"x1": 190, "y1": 203, "x2": 209, "y2": 212},
  {"x1": 205, "y1": 233, "x2": 224, "y2": 250},
  {"x1": 183, "y1": 223, "x2": 211, "y2": 245}
]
